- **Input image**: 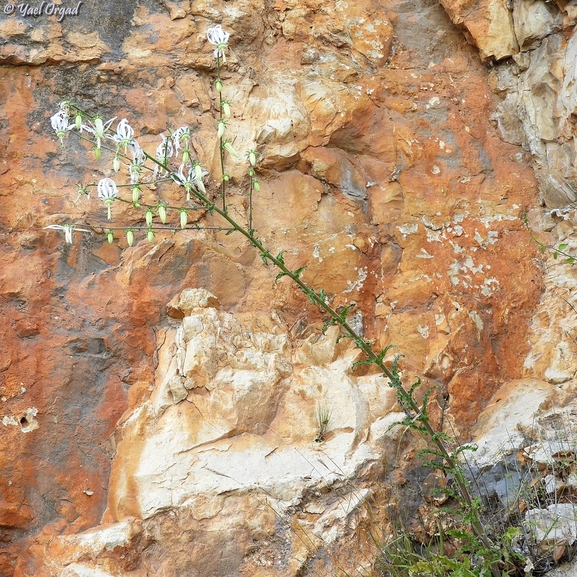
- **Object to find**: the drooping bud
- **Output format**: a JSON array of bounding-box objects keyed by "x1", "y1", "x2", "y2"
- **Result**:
[
  {"x1": 222, "y1": 101, "x2": 231, "y2": 119},
  {"x1": 217, "y1": 120, "x2": 226, "y2": 139},
  {"x1": 252, "y1": 179, "x2": 260, "y2": 192},
  {"x1": 75, "y1": 113, "x2": 82, "y2": 130},
  {"x1": 158, "y1": 203, "x2": 167, "y2": 224},
  {"x1": 222, "y1": 174, "x2": 230, "y2": 182},
  {"x1": 126, "y1": 229, "x2": 134, "y2": 247},
  {"x1": 194, "y1": 162, "x2": 203, "y2": 183},
  {"x1": 145, "y1": 209, "x2": 154, "y2": 227},
  {"x1": 180, "y1": 209, "x2": 188, "y2": 229},
  {"x1": 248, "y1": 150, "x2": 257, "y2": 167},
  {"x1": 248, "y1": 168, "x2": 255, "y2": 177},
  {"x1": 222, "y1": 140, "x2": 238, "y2": 156},
  {"x1": 182, "y1": 148, "x2": 190, "y2": 164},
  {"x1": 107, "y1": 230, "x2": 114, "y2": 244},
  {"x1": 113, "y1": 155, "x2": 121, "y2": 172},
  {"x1": 132, "y1": 185, "x2": 141, "y2": 203},
  {"x1": 147, "y1": 229, "x2": 155, "y2": 242},
  {"x1": 215, "y1": 78, "x2": 223, "y2": 93}
]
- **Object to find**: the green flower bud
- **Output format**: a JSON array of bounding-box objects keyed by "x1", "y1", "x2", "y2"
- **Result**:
[
  {"x1": 252, "y1": 179, "x2": 260, "y2": 192},
  {"x1": 132, "y1": 185, "x2": 141, "y2": 203},
  {"x1": 222, "y1": 141, "x2": 238, "y2": 156},
  {"x1": 215, "y1": 78, "x2": 223, "y2": 93},
  {"x1": 222, "y1": 101, "x2": 231, "y2": 119},
  {"x1": 147, "y1": 228, "x2": 154, "y2": 242},
  {"x1": 94, "y1": 146, "x2": 101, "y2": 161},
  {"x1": 113, "y1": 156, "x2": 121, "y2": 172},
  {"x1": 217, "y1": 120, "x2": 226, "y2": 139},
  {"x1": 158, "y1": 204, "x2": 167, "y2": 224},
  {"x1": 182, "y1": 148, "x2": 190, "y2": 164},
  {"x1": 180, "y1": 209, "x2": 188, "y2": 229},
  {"x1": 222, "y1": 174, "x2": 230, "y2": 182},
  {"x1": 145, "y1": 209, "x2": 154, "y2": 227},
  {"x1": 75, "y1": 113, "x2": 82, "y2": 130},
  {"x1": 194, "y1": 162, "x2": 203, "y2": 182},
  {"x1": 248, "y1": 150, "x2": 257, "y2": 167},
  {"x1": 126, "y1": 229, "x2": 134, "y2": 247},
  {"x1": 107, "y1": 230, "x2": 114, "y2": 244},
  {"x1": 248, "y1": 168, "x2": 255, "y2": 177}
]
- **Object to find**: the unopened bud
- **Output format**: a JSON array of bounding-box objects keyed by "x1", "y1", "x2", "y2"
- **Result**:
[
  {"x1": 182, "y1": 149, "x2": 190, "y2": 164},
  {"x1": 248, "y1": 150, "x2": 257, "y2": 166},
  {"x1": 132, "y1": 185, "x2": 141, "y2": 203},
  {"x1": 158, "y1": 204, "x2": 167, "y2": 224},
  {"x1": 145, "y1": 209, "x2": 153, "y2": 227},
  {"x1": 222, "y1": 101, "x2": 231, "y2": 119},
  {"x1": 126, "y1": 229, "x2": 134, "y2": 247},
  {"x1": 217, "y1": 120, "x2": 226, "y2": 139},
  {"x1": 215, "y1": 78, "x2": 223, "y2": 93},
  {"x1": 222, "y1": 174, "x2": 230, "y2": 182},
  {"x1": 147, "y1": 229, "x2": 154, "y2": 242},
  {"x1": 194, "y1": 163, "x2": 203, "y2": 182},
  {"x1": 252, "y1": 179, "x2": 260, "y2": 192},
  {"x1": 107, "y1": 230, "x2": 114, "y2": 244},
  {"x1": 248, "y1": 168, "x2": 255, "y2": 177},
  {"x1": 180, "y1": 209, "x2": 188, "y2": 229},
  {"x1": 223, "y1": 141, "x2": 238, "y2": 156},
  {"x1": 113, "y1": 156, "x2": 121, "y2": 172},
  {"x1": 75, "y1": 113, "x2": 82, "y2": 130}
]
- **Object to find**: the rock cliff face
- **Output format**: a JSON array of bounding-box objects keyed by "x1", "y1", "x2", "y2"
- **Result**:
[{"x1": 1, "y1": 0, "x2": 575, "y2": 574}]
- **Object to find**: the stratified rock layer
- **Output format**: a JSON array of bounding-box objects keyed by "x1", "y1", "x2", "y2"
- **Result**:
[{"x1": 0, "y1": 0, "x2": 556, "y2": 574}]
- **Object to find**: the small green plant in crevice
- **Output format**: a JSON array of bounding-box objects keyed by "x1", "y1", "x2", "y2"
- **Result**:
[
  {"x1": 521, "y1": 211, "x2": 577, "y2": 264},
  {"x1": 314, "y1": 402, "x2": 332, "y2": 443}
]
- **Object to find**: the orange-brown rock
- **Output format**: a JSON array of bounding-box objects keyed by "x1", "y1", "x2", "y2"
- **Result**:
[{"x1": 0, "y1": 0, "x2": 559, "y2": 574}]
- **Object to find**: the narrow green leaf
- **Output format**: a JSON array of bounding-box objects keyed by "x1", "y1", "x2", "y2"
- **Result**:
[
  {"x1": 567, "y1": 257, "x2": 576, "y2": 264},
  {"x1": 293, "y1": 265, "x2": 307, "y2": 279},
  {"x1": 553, "y1": 252, "x2": 558, "y2": 259},
  {"x1": 274, "y1": 271, "x2": 287, "y2": 284}
]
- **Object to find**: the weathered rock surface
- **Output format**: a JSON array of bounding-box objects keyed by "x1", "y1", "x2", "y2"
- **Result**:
[{"x1": 0, "y1": 0, "x2": 568, "y2": 574}]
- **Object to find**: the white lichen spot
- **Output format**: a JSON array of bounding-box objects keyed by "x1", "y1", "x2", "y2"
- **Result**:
[
  {"x1": 2, "y1": 416, "x2": 18, "y2": 427},
  {"x1": 344, "y1": 267, "x2": 368, "y2": 293},
  {"x1": 468, "y1": 311, "x2": 484, "y2": 332},
  {"x1": 312, "y1": 243, "x2": 322, "y2": 262},
  {"x1": 439, "y1": 140, "x2": 445, "y2": 149},
  {"x1": 449, "y1": 240, "x2": 465, "y2": 254},
  {"x1": 20, "y1": 407, "x2": 39, "y2": 433},
  {"x1": 427, "y1": 229, "x2": 443, "y2": 242},
  {"x1": 428, "y1": 96, "x2": 440, "y2": 107},
  {"x1": 397, "y1": 223, "x2": 419, "y2": 238},
  {"x1": 463, "y1": 255, "x2": 483, "y2": 274},
  {"x1": 417, "y1": 248, "x2": 434, "y2": 259},
  {"x1": 481, "y1": 277, "x2": 500, "y2": 296},
  {"x1": 431, "y1": 165, "x2": 440, "y2": 175},
  {"x1": 417, "y1": 324, "x2": 430, "y2": 339},
  {"x1": 328, "y1": 246, "x2": 335, "y2": 253}
]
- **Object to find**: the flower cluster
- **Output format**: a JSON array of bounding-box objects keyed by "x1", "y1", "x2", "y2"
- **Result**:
[{"x1": 46, "y1": 23, "x2": 260, "y2": 246}]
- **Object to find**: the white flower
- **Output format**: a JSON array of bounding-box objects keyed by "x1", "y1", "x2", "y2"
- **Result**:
[
  {"x1": 83, "y1": 116, "x2": 116, "y2": 157},
  {"x1": 97, "y1": 177, "x2": 118, "y2": 201},
  {"x1": 172, "y1": 126, "x2": 191, "y2": 152},
  {"x1": 206, "y1": 24, "x2": 230, "y2": 61},
  {"x1": 50, "y1": 110, "x2": 73, "y2": 144},
  {"x1": 173, "y1": 164, "x2": 200, "y2": 199},
  {"x1": 97, "y1": 177, "x2": 118, "y2": 220},
  {"x1": 44, "y1": 224, "x2": 90, "y2": 244},
  {"x1": 111, "y1": 118, "x2": 134, "y2": 149},
  {"x1": 153, "y1": 135, "x2": 174, "y2": 178},
  {"x1": 128, "y1": 141, "x2": 146, "y2": 184}
]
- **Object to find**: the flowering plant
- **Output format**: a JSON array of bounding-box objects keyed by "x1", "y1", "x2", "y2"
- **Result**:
[{"x1": 44, "y1": 25, "x2": 503, "y2": 574}]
